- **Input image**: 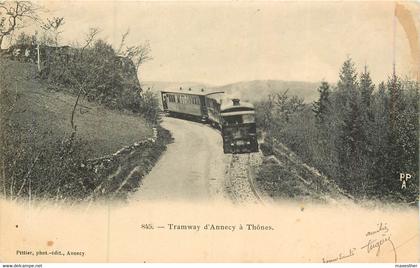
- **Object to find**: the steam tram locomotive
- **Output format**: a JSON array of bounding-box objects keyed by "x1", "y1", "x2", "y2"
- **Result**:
[{"x1": 161, "y1": 88, "x2": 258, "y2": 154}]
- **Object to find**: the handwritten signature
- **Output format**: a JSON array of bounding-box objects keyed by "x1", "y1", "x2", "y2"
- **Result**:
[{"x1": 322, "y1": 222, "x2": 397, "y2": 263}]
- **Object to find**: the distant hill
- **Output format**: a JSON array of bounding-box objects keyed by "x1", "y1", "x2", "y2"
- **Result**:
[
  {"x1": 144, "y1": 80, "x2": 322, "y2": 103},
  {"x1": 211, "y1": 80, "x2": 322, "y2": 103}
]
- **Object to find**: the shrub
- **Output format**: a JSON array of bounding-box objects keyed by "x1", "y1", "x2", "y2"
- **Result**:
[{"x1": 37, "y1": 39, "x2": 160, "y2": 124}]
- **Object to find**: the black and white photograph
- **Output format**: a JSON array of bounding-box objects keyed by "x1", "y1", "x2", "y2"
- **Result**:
[{"x1": 0, "y1": 0, "x2": 418, "y2": 264}]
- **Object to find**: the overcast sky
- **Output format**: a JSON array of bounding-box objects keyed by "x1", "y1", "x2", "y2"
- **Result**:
[{"x1": 34, "y1": 1, "x2": 419, "y2": 85}]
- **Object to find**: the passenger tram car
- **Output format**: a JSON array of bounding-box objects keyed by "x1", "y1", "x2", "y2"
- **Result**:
[{"x1": 161, "y1": 88, "x2": 258, "y2": 154}]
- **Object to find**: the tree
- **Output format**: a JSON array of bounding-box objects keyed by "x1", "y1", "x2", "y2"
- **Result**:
[
  {"x1": 359, "y1": 65, "x2": 375, "y2": 119},
  {"x1": 367, "y1": 81, "x2": 397, "y2": 199},
  {"x1": 70, "y1": 27, "x2": 101, "y2": 132},
  {"x1": 115, "y1": 29, "x2": 152, "y2": 86},
  {"x1": 116, "y1": 28, "x2": 130, "y2": 55},
  {"x1": 357, "y1": 66, "x2": 376, "y2": 195},
  {"x1": 123, "y1": 41, "x2": 152, "y2": 84},
  {"x1": 14, "y1": 30, "x2": 34, "y2": 45},
  {"x1": 312, "y1": 81, "x2": 331, "y2": 125},
  {"x1": 40, "y1": 17, "x2": 64, "y2": 46},
  {"x1": 336, "y1": 59, "x2": 362, "y2": 158},
  {"x1": 262, "y1": 91, "x2": 305, "y2": 149},
  {"x1": 138, "y1": 89, "x2": 160, "y2": 125},
  {"x1": 255, "y1": 94, "x2": 274, "y2": 132},
  {"x1": 334, "y1": 58, "x2": 370, "y2": 195},
  {"x1": 384, "y1": 76, "x2": 418, "y2": 200},
  {"x1": 399, "y1": 80, "x2": 419, "y2": 201},
  {"x1": 0, "y1": 0, "x2": 39, "y2": 48}
]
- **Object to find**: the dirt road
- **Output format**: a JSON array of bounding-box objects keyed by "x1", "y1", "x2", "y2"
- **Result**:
[{"x1": 131, "y1": 117, "x2": 227, "y2": 202}]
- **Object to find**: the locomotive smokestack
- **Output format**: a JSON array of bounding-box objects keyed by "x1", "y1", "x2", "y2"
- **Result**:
[{"x1": 232, "y1": 98, "x2": 240, "y2": 106}]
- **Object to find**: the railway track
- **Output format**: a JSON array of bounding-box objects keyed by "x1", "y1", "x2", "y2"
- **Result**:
[{"x1": 225, "y1": 153, "x2": 263, "y2": 205}]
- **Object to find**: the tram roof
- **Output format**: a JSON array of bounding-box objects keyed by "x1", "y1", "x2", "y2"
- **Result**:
[
  {"x1": 161, "y1": 88, "x2": 224, "y2": 96},
  {"x1": 220, "y1": 100, "x2": 254, "y2": 111}
]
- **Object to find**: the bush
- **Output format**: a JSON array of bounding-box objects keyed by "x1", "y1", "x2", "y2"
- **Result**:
[
  {"x1": 0, "y1": 86, "x2": 100, "y2": 201},
  {"x1": 37, "y1": 39, "x2": 160, "y2": 124},
  {"x1": 255, "y1": 64, "x2": 419, "y2": 204}
]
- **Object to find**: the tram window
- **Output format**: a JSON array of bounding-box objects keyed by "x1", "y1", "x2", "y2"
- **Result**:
[
  {"x1": 223, "y1": 115, "x2": 242, "y2": 125},
  {"x1": 242, "y1": 114, "x2": 255, "y2": 123},
  {"x1": 223, "y1": 114, "x2": 255, "y2": 125}
]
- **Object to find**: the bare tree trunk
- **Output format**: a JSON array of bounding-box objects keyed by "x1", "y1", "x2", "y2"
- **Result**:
[
  {"x1": 71, "y1": 86, "x2": 84, "y2": 131},
  {"x1": 37, "y1": 43, "x2": 41, "y2": 73}
]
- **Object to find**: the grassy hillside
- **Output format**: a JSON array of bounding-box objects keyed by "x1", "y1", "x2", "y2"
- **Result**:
[
  {"x1": 0, "y1": 58, "x2": 171, "y2": 202},
  {"x1": 2, "y1": 59, "x2": 152, "y2": 158}
]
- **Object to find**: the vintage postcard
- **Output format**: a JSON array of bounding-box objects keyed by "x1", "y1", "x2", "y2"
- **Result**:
[{"x1": 0, "y1": 0, "x2": 419, "y2": 264}]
